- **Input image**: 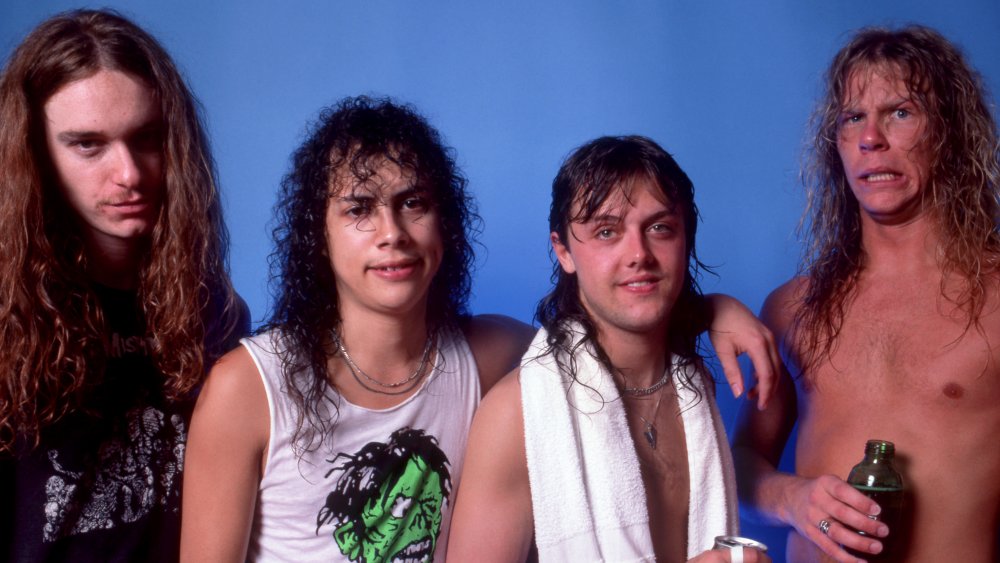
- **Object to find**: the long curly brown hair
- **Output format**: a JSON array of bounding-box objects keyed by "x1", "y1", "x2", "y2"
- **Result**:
[
  {"x1": 799, "y1": 25, "x2": 1000, "y2": 367},
  {"x1": 0, "y1": 9, "x2": 246, "y2": 452}
]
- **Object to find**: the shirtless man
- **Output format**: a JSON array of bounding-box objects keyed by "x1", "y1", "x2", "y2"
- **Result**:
[
  {"x1": 448, "y1": 135, "x2": 773, "y2": 562},
  {"x1": 733, "y1": 26, "x2": 1000, "y2": 563}
]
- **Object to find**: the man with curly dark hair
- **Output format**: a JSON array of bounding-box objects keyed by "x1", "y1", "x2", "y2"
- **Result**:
[
  {"x1": 0, "y1": 9, "x2": 247, "y2": 563},
  {"x1": 734, "y1": 26, "x2": 1000, "y2": 563},
  {"x1": 181, "y1": 96, "x2": 535, "y2": 562}
]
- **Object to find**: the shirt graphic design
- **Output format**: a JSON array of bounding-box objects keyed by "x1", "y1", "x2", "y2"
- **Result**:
[
  {"x1": 317, "y1": 427, "x2": 451, "y2": 563},
  {"x1": 43, "y1": 404, "x2": 186, "y2": 542}
]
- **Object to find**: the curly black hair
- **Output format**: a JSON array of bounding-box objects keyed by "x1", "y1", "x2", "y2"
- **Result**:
[{"x1": 263, "y1": 96, "x2": 480, "y2": 453}]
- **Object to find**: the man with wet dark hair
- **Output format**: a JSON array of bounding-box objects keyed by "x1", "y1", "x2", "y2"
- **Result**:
[
  {"x1": 449, "y1": 136, "x2": 772, "y2": 563},
  {"x1": 734, "y1": 26, "x2": 1000, "y2": 562}
]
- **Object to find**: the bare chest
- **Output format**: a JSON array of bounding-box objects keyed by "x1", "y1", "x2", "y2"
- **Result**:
[
  {"x1": 803, "y1": 284, "x2": 1000, "y2": 410},
  {"x1": 623, "y1": 390, "x2": 690, "y2": 563},
  {"x1": 790, "y1": 276, "x2": 1000, "y2": 560}
]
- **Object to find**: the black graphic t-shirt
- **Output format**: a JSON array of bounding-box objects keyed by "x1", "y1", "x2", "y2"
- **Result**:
[{"x1": 1, "y1": 285, "x2": 192, "y2": 563}]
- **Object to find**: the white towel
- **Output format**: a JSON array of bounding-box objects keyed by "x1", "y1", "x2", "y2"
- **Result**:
[{"x1": 520, "y1": 325, "x2": 738, "y2": 562}]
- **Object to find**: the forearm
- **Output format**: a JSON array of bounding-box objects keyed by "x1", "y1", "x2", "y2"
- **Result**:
[{"x1": 732, "y1": 444, "x2": 801, "y2": 527}]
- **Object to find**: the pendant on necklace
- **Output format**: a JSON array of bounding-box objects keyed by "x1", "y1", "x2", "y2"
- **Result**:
[{"x1": 643, "y1": 422, "x2": 658, "y2": 449}]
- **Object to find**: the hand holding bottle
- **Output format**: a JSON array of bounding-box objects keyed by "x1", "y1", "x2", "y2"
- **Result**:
[{"x1": 781, "y1": 472, "x2": 887, "y2": 562}]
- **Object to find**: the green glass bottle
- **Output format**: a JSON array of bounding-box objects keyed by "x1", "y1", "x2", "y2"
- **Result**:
[{"x1": 844, "y1": 439, "x2": 904, "y2": 561}]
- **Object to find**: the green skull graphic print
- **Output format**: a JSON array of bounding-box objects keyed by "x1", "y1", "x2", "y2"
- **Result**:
[{"x1": 317, "y1": 427, "x2": 451, "y2": 563}]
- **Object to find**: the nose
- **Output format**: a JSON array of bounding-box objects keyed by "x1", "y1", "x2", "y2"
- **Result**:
[
  {"x1": 111, "y1": 144, "x2": 142, "y2": 188},
  {"x1": 625, "y1": 229, "x2": 653, "y2": 268},
  {"x1": 375, "y1": 207, "x2": 411, "y2": 248},
  {"x1": 859, "y1": 119, "x2": 888, "y2": 152}
]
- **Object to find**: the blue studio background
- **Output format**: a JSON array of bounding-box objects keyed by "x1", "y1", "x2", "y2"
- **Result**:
[{"x1": 4, "y1": 1, "x2": 1000, "y2": 559}]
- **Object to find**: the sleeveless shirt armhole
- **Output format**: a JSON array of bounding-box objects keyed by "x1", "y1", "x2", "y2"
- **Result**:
[{"x1": 239, "y1": 336, "x2": 278, "y2": 477}]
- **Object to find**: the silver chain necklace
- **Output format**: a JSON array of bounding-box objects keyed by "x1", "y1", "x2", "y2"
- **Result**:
[
  {"x1": 622, "y1": 369, "x2": 671, "y2": 396},
  {"x1": 332, "y1": 331, "x2": 433, "y2": 395},
  {"x1": 623, "y1": 363, "x2": 675, "y2": 449}
]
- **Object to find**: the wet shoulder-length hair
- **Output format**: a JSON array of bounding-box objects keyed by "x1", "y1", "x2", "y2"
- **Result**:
[
  {"x1": 535, "y1": 135, "x2": 711, "y2": 398},
  {"x1": 0, "y1": 9, "x2": 246, "y2": 452},
  {"x1": 799, "y1": 25, "x2": 1000, "y2": 368},
  {"x1": 265, "y1": 96, "x2": 478, "y2": 453}
]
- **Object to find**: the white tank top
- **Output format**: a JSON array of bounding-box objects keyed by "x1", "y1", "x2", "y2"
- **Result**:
[{"x1": 242, "y1": 327, "x2": 480, "y2": 562}]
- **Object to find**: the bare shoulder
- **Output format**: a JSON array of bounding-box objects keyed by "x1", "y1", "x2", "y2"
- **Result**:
[
  {"x1": 479, "y1": 367, "x2": 526, "y2": 419},
  {"x1": 467, "y1": 367, "x2": 528, "y2": 467},
  {"x1": 201, "y1": 346, "x2": 266, "y2": 406},
  {"x1": 192, "y1": 345, "x2": 269, "y2": 450},
  {"x1": 761, "y1": 276, "x2": 808, "y2": 335},
  {"x1": 462, "y1": 314, "x2": 535, "y2": 395}
]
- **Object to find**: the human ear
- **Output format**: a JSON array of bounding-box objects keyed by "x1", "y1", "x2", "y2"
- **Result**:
[{"x1": 551, "y1": 232, "x2": 576, "y2": 275}]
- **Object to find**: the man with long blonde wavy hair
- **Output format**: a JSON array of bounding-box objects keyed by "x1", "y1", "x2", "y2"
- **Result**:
[
  {"x1": 734, "y1": 26, "x2": 1000, "y2": 562},
  {"x1": 0, "y1": 9, "x2": 247, "y2": 562}
]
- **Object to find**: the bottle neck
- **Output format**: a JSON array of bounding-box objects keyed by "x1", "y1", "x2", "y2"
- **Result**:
[{"x1": 864, "y1": 439, "x2": 895, "y2": 461}]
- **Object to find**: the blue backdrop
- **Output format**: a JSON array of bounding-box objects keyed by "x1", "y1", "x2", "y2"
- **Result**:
[{"x1": 4, "y1": 2, "x2": 999, "y2": 559}]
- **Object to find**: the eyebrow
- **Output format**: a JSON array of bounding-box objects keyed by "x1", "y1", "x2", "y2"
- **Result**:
[
  {"x1": 642, "y1": 209, "x2": 681, "y2": 224},
  {"x1": 53, "y1": 119, "x2": 163, "y2": 144},
  {"x1": 582, "y1": 205, "x2": 679, "y2": 224},
  {"x1": 337, "y1": 193, "x2": 374, "y2": 203},
  {"x1": 389, "y1": 186, "x2": 427, "y2": 201},
  {"x1": 583, "y1": 213, "x2": 623, "y2": 224},
  {"x1": 842, "y1": 96, "x2": 915, "y2": 113},
  {"x1": 337, "y1": 185, "x2": 428, "y2": 204},
  {"x1": 55, "y1": 131, "x2": 101, "y2": 143}
]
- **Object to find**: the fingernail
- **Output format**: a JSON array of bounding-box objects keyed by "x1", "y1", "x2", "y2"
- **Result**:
[
  {"x1": 877, "y1": 525, "x2": 889, "y2": 537},
  {"x1": 870, "y1": 540, "x2": 883, "y2": 554},
  {"x1": 870, "y1": 504, "x2": 881, "y2": 516}
]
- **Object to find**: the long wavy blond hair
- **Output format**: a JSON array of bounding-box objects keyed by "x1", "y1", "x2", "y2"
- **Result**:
[
  {"x1": 0, "y1": 9, "x2": 246, "y2": 452},
  {"x1": 799, "y1": 25, "x2": 1000, "y2": 367}
]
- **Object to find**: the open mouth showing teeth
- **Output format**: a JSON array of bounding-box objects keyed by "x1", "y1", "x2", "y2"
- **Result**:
[
  {"x1": 626, "y1": 281, "x2": 653, "y2": 287},
  {"x1": 864, "y1": 172, "x2": 899, "y2": 182},
  {"x1": 391, "y1": 538, "x2": 433, "y2": 562}
]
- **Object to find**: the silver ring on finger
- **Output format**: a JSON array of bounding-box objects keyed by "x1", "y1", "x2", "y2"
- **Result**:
[{"x1": 817, "y1": 519, "x2": 831, "y2": 535}]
